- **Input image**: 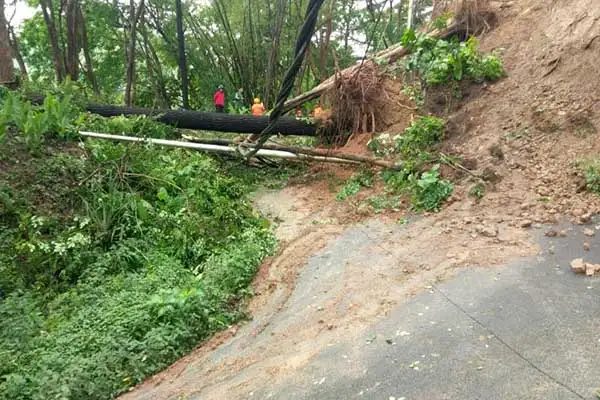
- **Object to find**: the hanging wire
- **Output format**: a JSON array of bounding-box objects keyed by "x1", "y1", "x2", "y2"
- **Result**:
[{"x1": 241, "y1": 0, "x2": 326, "y2": 159}]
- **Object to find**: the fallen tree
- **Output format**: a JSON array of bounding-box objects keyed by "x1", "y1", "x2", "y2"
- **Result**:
[
  {"x1": 281, "y1": 23, "x2": 462, "y2": 112},
  {"x1": 83, "y1": 104, "x2": 318, "y2": 136},
  {"x1": 79, "y1": 131, "x2": 362, "y2": 165},
  {"x1": 182, "y1": 135, "x2": 396, "y2": 169},
  {"x1": 283, "y1": 0, "x2": 497, "y2": 112}
]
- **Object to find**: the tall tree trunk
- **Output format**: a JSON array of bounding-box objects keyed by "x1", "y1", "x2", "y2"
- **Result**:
[
  {"x1": 8, "y1": 26, "x2": 27, "y2": 79},
  {"x1": 407, "y1": 0, "x2": 415, "y2": 29},
  {"x1": 77, "y1": 5, "x2": 99, "y2": 94},
  {"x1": 124, "y1": 0, "x2": 144, "y2": 107},
  {"x1": 40, "y1": 0, "x2": 65, "y2": 82},
  {"x1": 0, "y1": 0, "x2": 15, "y2": 85},
  {"x1": 65, "y1": 0, "x2": 79, "y2": 81},
  {"x1": 141, "y1": 21, "x2": 169, "y2": 108},
  {"x1": 175, "y1": 0, "x2": 189, "y2": 109},
  {"x1": 264, "y1": 0, "x2": 285, "y2": 108},
  {"x1": 318, "y1": 2, "x2": 333, "y2": 81}
]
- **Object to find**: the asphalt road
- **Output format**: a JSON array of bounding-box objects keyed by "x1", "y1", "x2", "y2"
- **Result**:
[{"x1": 246, "y1": 221, "x2": 600, "y2": 400}]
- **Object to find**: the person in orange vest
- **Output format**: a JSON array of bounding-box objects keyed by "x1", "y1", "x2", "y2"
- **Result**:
[
  {"x1": 312, "y1": 102, "x2": 324, "y2": 118},
  {"x1": 251, "y1": 98, "x2": 265, "y2": 116}
]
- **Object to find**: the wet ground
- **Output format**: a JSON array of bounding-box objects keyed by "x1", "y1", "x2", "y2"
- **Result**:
[{"x1": 122, "y1": 189, "x2": 600, "y2": 400}]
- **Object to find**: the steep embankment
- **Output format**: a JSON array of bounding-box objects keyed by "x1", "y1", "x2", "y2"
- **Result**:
[{"x1": 443, "y1": 0, "x2": 600, "y2": 223}]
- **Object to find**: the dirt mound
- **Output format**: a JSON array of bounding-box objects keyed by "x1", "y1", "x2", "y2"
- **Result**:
[{"x1": 436, "y1": 0, "x2": 600, "y2": 223}]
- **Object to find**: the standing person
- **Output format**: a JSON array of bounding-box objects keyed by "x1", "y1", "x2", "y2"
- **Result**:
[
  {"x1": 251, "y1": 98, "x2": 265, "y2": 116},
  {"x1": 213, "y1": 85, "x2": 225, "y2": 113},
  {"x1": 312, "y1": 102, "x2": 323, "y2": 118}
]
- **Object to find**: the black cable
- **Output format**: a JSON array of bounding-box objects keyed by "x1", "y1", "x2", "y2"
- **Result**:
[{"x1": 243, "y1": 0, "x2": 325, "y2": 159}]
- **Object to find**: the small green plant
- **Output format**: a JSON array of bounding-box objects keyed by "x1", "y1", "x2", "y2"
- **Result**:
[
  {"x1": 410, "y1": 165, "x2": 453, "y2": 211},
  {"x1": 336, "y1": 179, "x2": 361, "y2": 201},
  {"x1": 366, "y1": 194, "x2": 403, "y2": 213},
  {"x1": 336, "y1": 169, "x2": 375, "y2": 201},
  {"x1": 468, "y1": 183, "x2": 485, "y2": 200},
  {"x1": 579, "y1": 158, "x2": 600, "y2": 194},
  {"x1": 396, "y1": 116, "x2": 445, "y2": 155}
]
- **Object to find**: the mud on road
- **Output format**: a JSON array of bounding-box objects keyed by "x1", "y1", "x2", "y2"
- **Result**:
[{"x1": 121, "y1": 183, "x2": 538, "y2": 400}]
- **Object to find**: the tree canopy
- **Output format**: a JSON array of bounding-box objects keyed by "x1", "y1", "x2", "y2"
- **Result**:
[{"x1": 1, "y1": 0, "x2": 433, "y2": 111}]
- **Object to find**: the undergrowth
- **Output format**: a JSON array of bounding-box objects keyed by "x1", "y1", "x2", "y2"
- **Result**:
[
  {"x1": 336, "y1": 169, "x2": 375, "y2": 201},
  {"x1": 398, "y1": 30, "x2": 504, "y2": 104},
  {"x1": 577, "y1": 158, "x2": 600, "y2": 194},
  {"x1": 355, "y1": 116, "x2": 454, "y2": 212},
  {"x1": 0, "y1": 91, "x2": 282, "y2": 399}
]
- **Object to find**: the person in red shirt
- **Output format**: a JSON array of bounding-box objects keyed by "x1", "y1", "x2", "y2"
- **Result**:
[{"x1": 214, "y1": 85, "x2": 225, "y2": 113}]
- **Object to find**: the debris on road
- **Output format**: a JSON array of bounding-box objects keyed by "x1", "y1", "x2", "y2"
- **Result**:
[
  {"x1": 570, "y1": 258, "x2": 600, "y2": 276},
  {"x1": 584, "y1": 228, "x2": 596, "y2": 237}
]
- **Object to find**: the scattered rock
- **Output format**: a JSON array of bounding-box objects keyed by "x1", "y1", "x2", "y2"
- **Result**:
[
  {"x1": 584, "y1": 242, "x2": 590, "y2": 251},
  {"x1": 571, "y1": 258, "x2": 600, "y2": 276},
  {"x1": 570, "y1": 258, "x2": 586, "y2": 274},
  {"x1": 584, "y1": 228, "x2": 596, "y2": 237},
  {"x1": 586, "y1": 263, "x2": 600, "y2": 277},
  {"x1": 558, "y1": 229, "x2": 568, "y2": 237},
  {"x1": 520, "y1": 219, "x2": 533, "y2": 228},
  {"x1": 545, "y1": 230, "x2": 558, "y2": 237},
  {"x1": 476, "y1": 224, "x2": 498, "y2": 238},
  {"x1": 579, "y1": 213, "x2": 593, "y2": 224},
  {"x1": 327, "y1": 324, "x2": 334, "y2": 330}
]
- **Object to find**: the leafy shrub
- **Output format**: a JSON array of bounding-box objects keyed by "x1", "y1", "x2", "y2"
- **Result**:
[
  {"x1": 78, "y1": 114, "x2": 178, "y2": 139},
  {"x1": 410, "y1": 165, "x2": 453, "y2": 211},
  {"x1": 401, "y1": 31, "x2": 505, "y2": 86},
  {"x1": 0, "y1": 122, "x2": 278, "y2": 399},
  {"x1": 0, "y1": 91, "x2": 78, "y2": 151},
  {"x1": 396, "y1": 116, "x2": 445, "y2": 155},
  {"x1": 368, "y1": 117, "x2": 444, "y2": 158}
]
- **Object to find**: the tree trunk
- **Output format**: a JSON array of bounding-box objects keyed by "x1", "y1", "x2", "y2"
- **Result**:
[
  {"x1": 124, "y1": 0, "x2": 144, "y2": 107},
  {"x1": 0, "y1": 0, "x2": 15, "y2": 85},
  {"x1": 65, "y1": 0, "x2": 79, "y2": 81},
  {"x1": 78, "y1": 5, "x2": 99, "y2": 94},
  {"x1": 141, "y1": 22, "x2": 169, "y2": 108},
  {"x1": 84, "y1": 103, "x2": 318, "y2": 136},
  {"x1": 8, "y1": 26, "x2": 27, "y2": 79},
  {"x1": 407, "y1": 0, "x2": 415, "y2": 29},
  {"x1": 264, "y1": 0, "x2": 286, "y2": 108},
  {"x1": 40, "y1": 0, "x2": 65, "y2": 82},
  {"x1": 175, "y1": 0, "x2": 189, "y2": 109},
  {"x1": 284, "y1": 21, "x2": 461, "y2": 111}
]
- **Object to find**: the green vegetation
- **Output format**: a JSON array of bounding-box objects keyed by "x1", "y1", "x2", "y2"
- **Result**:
[
  {"x1": 469, "y1": 182, "x2": 486, "y2": 200},
  {"x1": 0, "y1": 93, "x2": 280, "y2": 399},
  {"x1": 578, "y1": 158, "x2": 600, "y2": 194},
  {"x1": 366, "y1": 116, "x2": 454, "y2": 212},
  {"x1": 336, "y1": 169, "x2": 375, "y2": 201},
  {"x1": 401, "y1": 32, "x2": 505, "y2": 86},
  {"x1": 410, "y1": 166, "x2": 454, "y2": 211}
]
